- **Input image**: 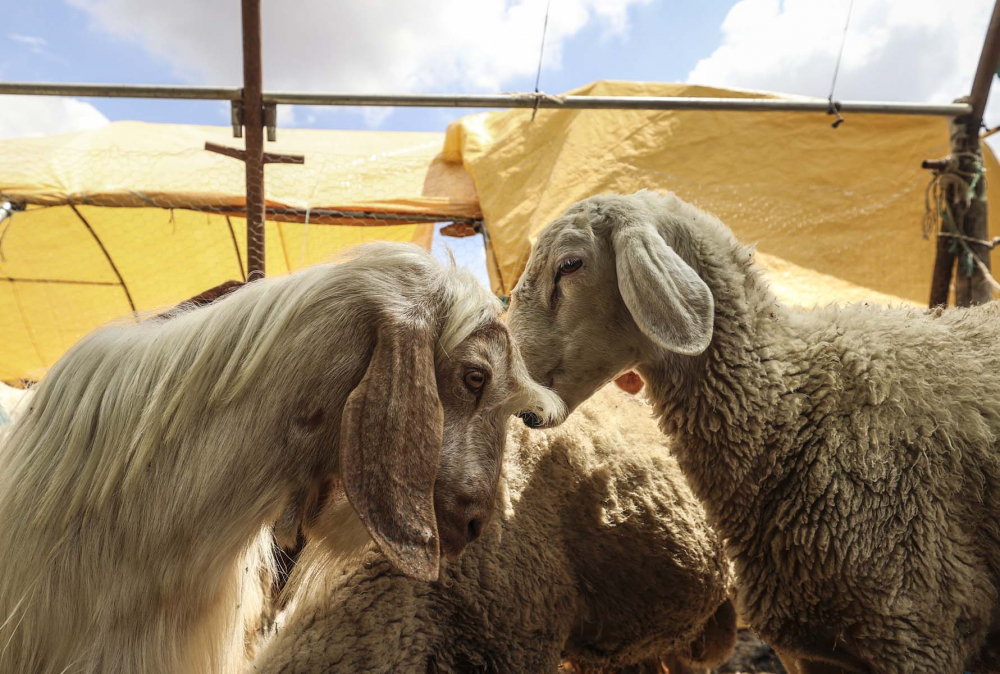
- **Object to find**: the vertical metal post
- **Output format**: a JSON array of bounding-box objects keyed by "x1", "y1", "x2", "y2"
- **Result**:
[
  {"x1": 242, "y1": 0, "x2": 266, "y2": 279},
  {"x1": 927, "y1": 1, "x2": 1000, "y2": 307},
  {"x1": 954, "y1": 0, "x2": 1000, "y2": 306},
  {"x1": 969, "y1": 0, "x2": 1000, "y2": 126}
]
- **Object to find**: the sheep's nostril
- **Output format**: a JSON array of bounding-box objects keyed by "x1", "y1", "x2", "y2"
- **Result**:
[
  {"x1": 517, "y1": 411, "x2": 543, "y2": 428},
  {"x1": 466, "y1": 518, "x2": 483, "y2": 543}
]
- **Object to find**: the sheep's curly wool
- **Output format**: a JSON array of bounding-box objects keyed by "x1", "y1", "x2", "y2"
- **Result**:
[
  {"x1": 250, "y1": 385, "x2": 735, "y2": 674},
  {"x1": 611, "y1": 192, "x2": 1000, "y2": 672}
]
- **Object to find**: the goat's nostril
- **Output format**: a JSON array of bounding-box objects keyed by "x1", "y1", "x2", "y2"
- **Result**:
[
  {"x1": 466, "y1": 518, "x2": 483, "y2": 543},
  {"x1": 517, "y1": 411, "x2": 543, "y2": 428}
]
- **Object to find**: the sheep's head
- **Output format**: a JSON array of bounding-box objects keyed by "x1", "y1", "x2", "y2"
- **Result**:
[{"x1": 507, "y1": 191, "x2": 715, "y2": 423}]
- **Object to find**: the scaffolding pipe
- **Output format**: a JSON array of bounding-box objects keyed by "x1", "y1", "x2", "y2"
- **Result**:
[
  {"x1": 241, "y1": 0, "x2": 266, "y2": 279},
  {"x1": 0, "y1": 82, "x2": 242, "y2": 100},
  {"x1": 0, "y1": 81, "x2": 972, "y2": 116},
  {"x1": 969, "y1": 0, "x2": 1000, "y2": 127}
]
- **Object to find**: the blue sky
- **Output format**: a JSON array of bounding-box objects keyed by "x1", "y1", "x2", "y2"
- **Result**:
[
  {"x1": 1, "y1": 0, "x2": 736, "y2": 131},
  {"x1": 3, "y1": 0, "x2": 999, "y2": 287}
]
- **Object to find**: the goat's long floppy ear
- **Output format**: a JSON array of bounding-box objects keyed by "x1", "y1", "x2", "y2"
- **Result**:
[
  {"x1": 340, "y1": 318, "x2": 444, "y2": 582},
  {"x1": 611, "y1": 220, "x2": 714, "y2": 355}
]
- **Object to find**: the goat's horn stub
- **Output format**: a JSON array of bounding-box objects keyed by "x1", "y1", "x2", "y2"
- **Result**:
[{"x1": 517, "y1": 411, "x2": 544, "y2": 428}]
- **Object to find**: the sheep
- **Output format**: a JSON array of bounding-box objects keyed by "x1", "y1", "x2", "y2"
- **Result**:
[
  {"x1": 506, "y1": 190, "x2": 1000, "y2": 674},
  {"x1": 248, "y1": 383, "x2": 736, "y2": 674},
  {"x1": 0, "y1": 242, "x2": 564, "y2": 674}
]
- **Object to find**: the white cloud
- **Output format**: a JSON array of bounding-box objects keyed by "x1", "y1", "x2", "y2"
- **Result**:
[
  {"x1": 67, "y1": 0, "x2": 649, "y2": 127},
  {"x1": 688, "y1": 0, "x2": 1000, "y2": 126},
  {"x1": 0, "y1": 96, "x2": 109, "y2": 139},
  {"x1": 9, "y1": 33, "x2": 50, "y2": 56},
  {"x1": 9, "y1": 34, "x2": 47, "y2": 47}
]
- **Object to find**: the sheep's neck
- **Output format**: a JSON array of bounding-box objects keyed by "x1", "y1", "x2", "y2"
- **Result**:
[{"x1": 639, "y1": 248, "x2": 800, "y2": 544}]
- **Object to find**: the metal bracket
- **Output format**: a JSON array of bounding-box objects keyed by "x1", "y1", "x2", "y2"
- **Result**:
[
  {"x1": 264, "y1": 103, "x2": 278, "y2": 142},
  {"x1": 230, "y1": 101, "x2": 244, "y2": 139},
  {"x1": 205, "y1": 141, "x2": 304, "y2": 165}
]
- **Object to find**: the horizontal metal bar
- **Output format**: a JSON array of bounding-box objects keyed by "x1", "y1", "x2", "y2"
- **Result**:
[
  {"x1": 178, "y1": 204, "x2": 483, "y2": 225},
  {"x1": 0, "y1": 81, "x2": 972, "y2": 116},
  {"x1": 265, "y1": 206, "x2": 482, "y2": 224},
  {"x1": 261, "y1": 92, "x2": 973, "y2": 116},
  {"x1": 1, "y1": 277, "x2": 121, "y2": 286},
  {"x1": 0, "y1": 82, "x2": 241, "y2": 100}
]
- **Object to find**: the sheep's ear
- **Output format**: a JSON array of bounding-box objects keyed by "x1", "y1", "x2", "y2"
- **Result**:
[
  {"x1": 611, "y1": 222, "x2": 714, "y2": 355},
  {"x1": 340, "y1": 319, "x2": 444, "y2": 582}
]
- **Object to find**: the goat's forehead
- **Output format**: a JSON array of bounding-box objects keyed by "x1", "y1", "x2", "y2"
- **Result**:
[{"x1": 462, "y1": 322, "x2": 514, "y2": 366}]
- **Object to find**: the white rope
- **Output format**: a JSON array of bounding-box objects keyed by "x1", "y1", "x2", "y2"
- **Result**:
[{"x1": 298, "y1": 206, "x2": 311, "y2": 270}]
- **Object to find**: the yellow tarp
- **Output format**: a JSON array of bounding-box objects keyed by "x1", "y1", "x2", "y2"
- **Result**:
[
  {"x1": 3, "y1": 121, "x2": 480, "y2": 217},
  {"x1": 0, "y1": 122, "x2": 477, "y2": 382},
  {"x1": 445, "y1": 80, "x2": 1000, "y2": 300}
]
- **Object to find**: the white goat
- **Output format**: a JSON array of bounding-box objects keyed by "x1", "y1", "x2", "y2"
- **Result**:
[{"x1": 0, "y1": 242, "x2": 562, "y2": 674}]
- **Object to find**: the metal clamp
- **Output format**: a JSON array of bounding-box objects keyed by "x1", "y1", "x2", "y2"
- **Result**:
[
  {"x1": 230, "y1": 100, "x2": 244, "y2": 139},
  {"x1": 264, "y1": 103, "x2": 277, "y2": 142}
]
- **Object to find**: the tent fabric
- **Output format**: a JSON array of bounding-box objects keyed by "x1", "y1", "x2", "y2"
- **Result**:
[
  {"x1": 0, "y1": 122, "x2": 462, "y2": 382},
  {"x1": 1, "y1": 205, "x2": 432, "y2": 382},
  {"x1": 444, "y1": 80, "x2": 1000, "y2": 301},
  {"x1": 1, "y1": 121, "x2": 480, "y2": 218}
]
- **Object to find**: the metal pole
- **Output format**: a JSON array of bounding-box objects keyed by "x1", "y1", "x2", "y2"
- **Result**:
[
  {"x1": 969, "y1": 0, "x2": 1000, "y2": 127},
  {"x1": 0, "y1": 82, "x2": 241, "y2": 99},
  {"x1": 0, "y1": 81, "x2": 973, "y2": 117},
  {"x1": 953, "y1": 0, "x2": 1000, "y2": 305},
  {"x1": 927, "y1": 3, "x2": 1000, "y2": 308},
  {"x1": 241, "y1": 0, "x2": 265, "y2": 279},
  {"x1": 257, "y1": 93, "x2": 968, "y2": 115}
]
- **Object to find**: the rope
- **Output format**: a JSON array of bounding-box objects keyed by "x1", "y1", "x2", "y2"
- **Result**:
[
  {"x1": 0, "y1": 203, "x2": 19, "y2": 263},
  {"x1": 299, "y1": 206, "x2": 311, "y2": 270},
  {"x1": 531, "y1": 0, "x2": 552, "y2": 122},
  {"x1": 938, "y1": 232, "x2": 1000, "y2": 249},
  {"x1": 827, "y1": 0, "x2": 854, "y2": 129},
  {"x1": 0, "y1": 212, "x2": 11, "y2": 263},
  {"x1": 922, "y1": 153, "x2": 1000, "y2": 292}
]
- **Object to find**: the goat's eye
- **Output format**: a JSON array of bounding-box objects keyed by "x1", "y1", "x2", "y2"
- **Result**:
[
  {"x1": 558, "y1": 258, "x2": 583, "y2": 275},
  {"x1": 464, "y1": 370, "x2": 486, "y2": 392}
]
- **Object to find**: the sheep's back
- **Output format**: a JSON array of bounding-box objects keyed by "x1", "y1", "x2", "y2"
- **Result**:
[{"x1": 251, "y1": 384, "x2": 732, "y2": 673}]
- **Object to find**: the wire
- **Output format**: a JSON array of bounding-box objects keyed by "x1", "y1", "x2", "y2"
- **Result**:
[
  {"x1": 532, "y1": 0, "x2": 552, "y2": 121},
  {"x1": 827, "y1": 0, "x2": 854, "y2": 128}
]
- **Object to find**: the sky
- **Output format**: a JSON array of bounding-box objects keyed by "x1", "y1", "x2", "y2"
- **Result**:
[{"x1": 2, "y1": 0, "x2": 1000, "y2": 286}]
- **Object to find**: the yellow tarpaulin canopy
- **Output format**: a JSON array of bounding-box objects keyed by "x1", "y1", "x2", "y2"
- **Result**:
[
  {"x1": 1, "y1": 82, "x2": 983, "y2": 382},
  {"x1": 0, "y1": 122, "x2": 480, "y2": 382},
  {"x1": 444, "y1": 80, "x2": 1000, "y2": 300}
]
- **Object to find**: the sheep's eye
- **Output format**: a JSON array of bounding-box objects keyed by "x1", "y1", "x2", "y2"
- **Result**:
[
  {"x1": 464, "y1": 370, "x2": 486, "y2": 392},
  {"x1": 558, "y1": 258, "x2": 583, "y2": 275}
]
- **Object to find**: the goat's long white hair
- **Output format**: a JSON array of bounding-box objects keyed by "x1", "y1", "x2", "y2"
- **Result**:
[{"x1": 0, "y1": 242, "x2": 500, "y2": 674}]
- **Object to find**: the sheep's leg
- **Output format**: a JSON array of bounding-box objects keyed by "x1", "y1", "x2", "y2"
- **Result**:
[
  {"x1": 774, "y1": 649, "x2": 800, "y2": 673},
  {"x1": 795, "y1": 661, "x2": 862, "y2": 674},
  {"x1": 773, "y1": 648, "x2": 869, "y2": 674}
]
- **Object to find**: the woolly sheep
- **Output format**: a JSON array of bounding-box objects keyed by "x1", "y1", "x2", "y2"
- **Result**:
[
  {"x1": 249, "y1": 384, "x2": 736, "y2": 674},
  {"x1": 0, "y1": 242, "x2": 563, "y2": 674},
  {"x1": 507, "y1": 190, "x2": 1000, "y2": 673}
]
